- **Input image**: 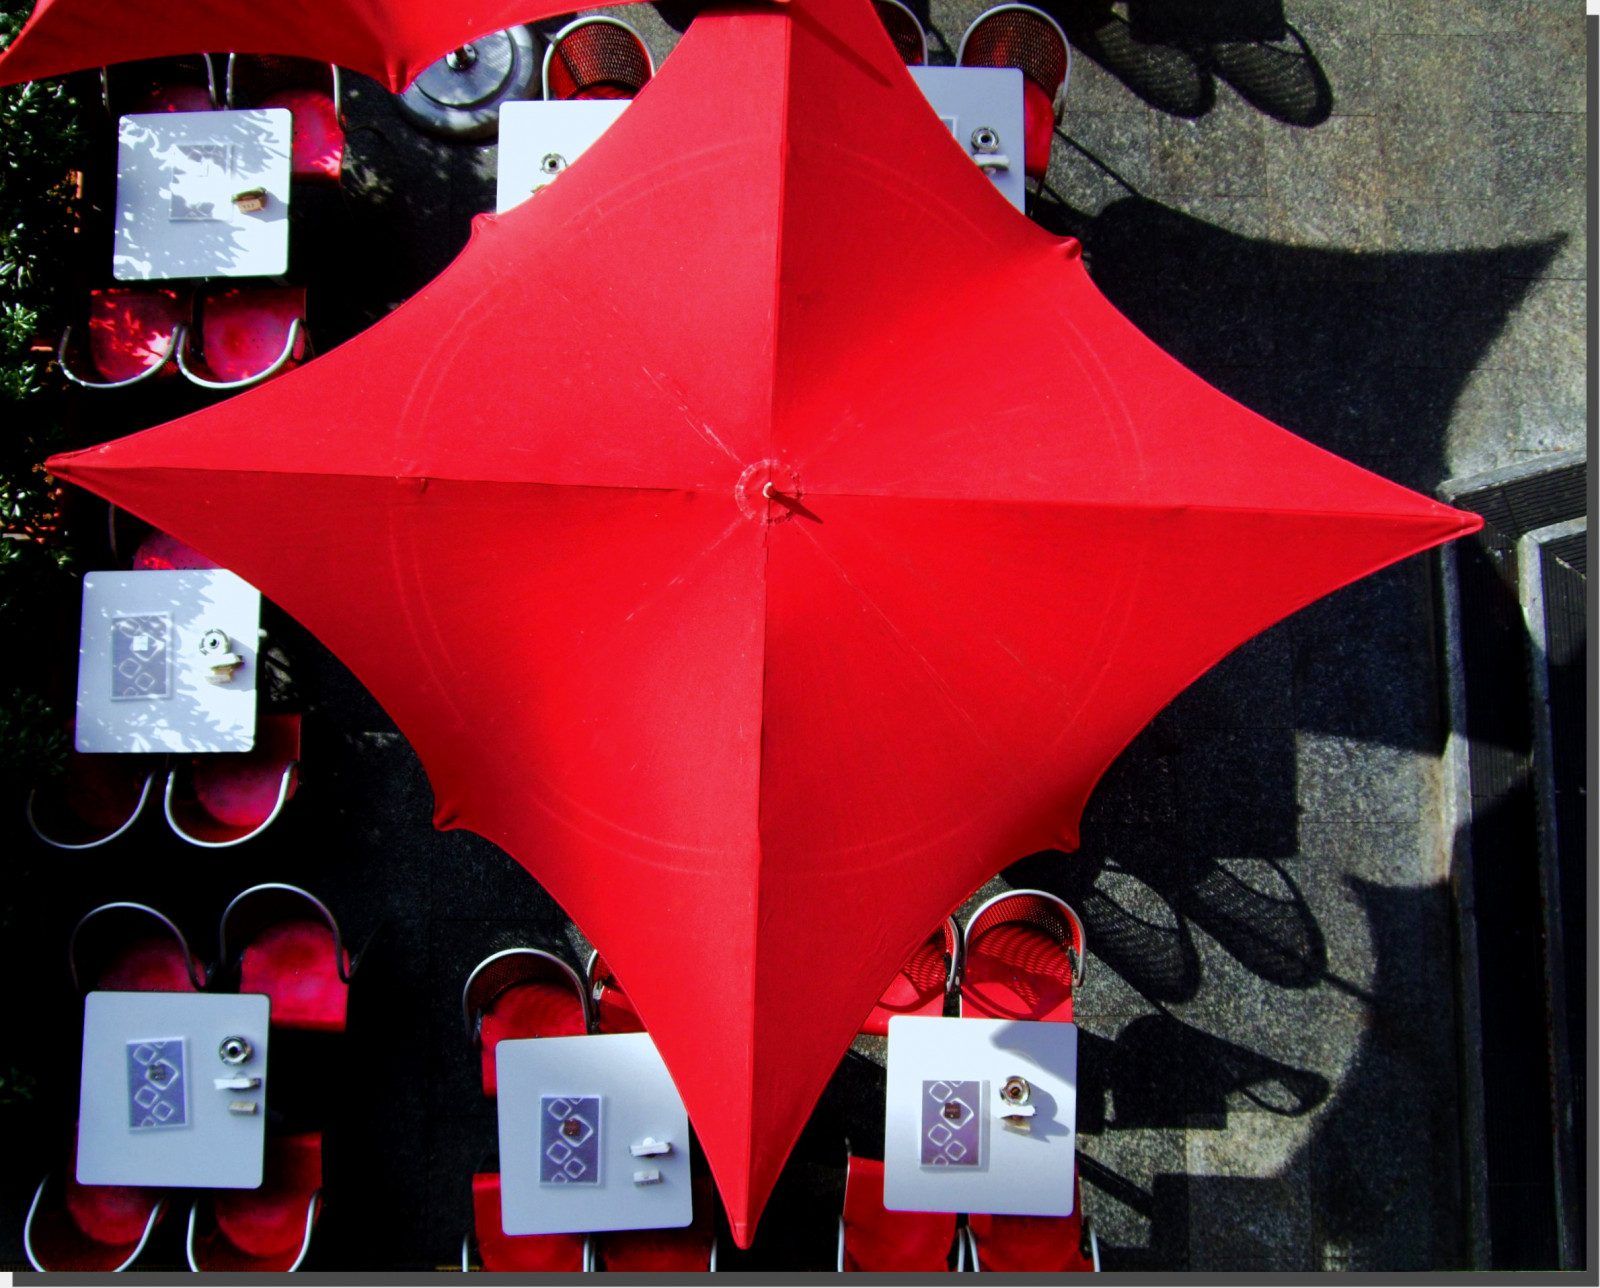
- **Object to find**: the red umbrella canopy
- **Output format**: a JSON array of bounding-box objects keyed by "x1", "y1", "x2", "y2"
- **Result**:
[
  {"x1": 46, "y1": 0, "x2": 1480, "y2": 1244},
  {"x1": 0, "y1": 0, "x2": 581, "y2": 93}
]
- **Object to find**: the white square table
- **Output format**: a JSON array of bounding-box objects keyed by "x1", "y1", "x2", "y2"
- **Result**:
[
  {"x1": 114, "y1": 109, "x2": 292, "y2": 281},
  {"x1": 909, "y1": 67, "x2": 1028, "y2": 213},
  {"x1": 883, "y1": 1016, "x2": 1078, "y2": 1216},
  {"x1": 78, "y1": 991, "x2": 270, "y2": 1189},
  {"x1": 496, "y1": 99, "x2": 630, "y2": 213},
  {"x1": 75, "y1": 569, "x2": 261, "y2": 754},
  {"x1": 495, "y1": 1032, "x2": 692, "y2": 1235},
  {"x1": 493, "y1": 75, "x2": 1025, "y2": 216}
]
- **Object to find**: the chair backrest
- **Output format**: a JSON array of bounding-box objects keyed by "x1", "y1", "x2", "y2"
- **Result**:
[
  {"x1": 69, "y1": 902, "x2": 207, "y2": 994},
  {"x1": 101, "y1": 55, "x2": 219, "y2": 117},
  {"x1": 219, "y1": 883, "x2": 355, "y2": 985},
  {"x1": 132, "y1": 529, "x2": 220, "y2": 570},
  {"x1": 190, "y1": 286, "x2": 309, "y2": 387},
  {"x1": 471, "y1": 1173, "x2": 587, "y2": 1272},
  {"x1": 462, "y1": 947, "x2": 590, "y2": 1041},
  {"x1": 838, "y1": 1155, "x2": 956, "y2": 1271},
  {"x1": 873, "y1": 0, "x2": 928, "y2": 65},
  {"x1": 27, "y1": 738, "x2": 155, "y2": 850},
  {"x1": 964, "y1": 887, "x2": 1083, "y2": 983},
  {"x1": 958, "y1": 3, "x2": 1071, "y2": 97},
  {"x1": 542, "y1": 17, "x2": 654, "y2": 101}
]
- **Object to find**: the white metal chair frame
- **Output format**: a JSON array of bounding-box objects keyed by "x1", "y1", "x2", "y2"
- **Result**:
[
  {"x1": 961, "y1": 885, "x2": 1088, "y2": 995},
  {"x1": 462, "y1": 946, "x2": 593, "y2": 1043},
  {"x1": 58, "y1": 322, "x2": 187, "y2": 389},
  {"x1": 24, "y1": 1174, "x2": 167, "y2": 1273},
  {"x1": 68, "y1": 900, "x2": 209, "y2": 994},
  {"x1": 222, "y1": 51, "x2": 346, "y2": 125},
  {"x1": 218, "y1": 882, "x2": 358, "y2": 984},
  {"x1": 185, "y1": 1190, "x2": 321, "y2": 1272},
  {"x1": 175, "y1": 315, "x2": 310, "y2": 392},
  {"x1": 27, "y1": 769, "x2": 156, "y2": 850},
  {"x1": 163, "y1": 758, "x2": 298, "y2": 848},
  {"x1": 541, "y1": 15, "x2": 656, "y2": 101}
]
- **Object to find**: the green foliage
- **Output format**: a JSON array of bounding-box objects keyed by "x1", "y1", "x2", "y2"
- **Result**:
[{"x1": 0, "y1": 0, "x2": 85, "y2": 775}]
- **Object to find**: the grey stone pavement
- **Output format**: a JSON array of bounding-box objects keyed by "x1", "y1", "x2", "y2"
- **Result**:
[{"x1": 0, "y1": 0, "x2": 1585, "y2": 1275}]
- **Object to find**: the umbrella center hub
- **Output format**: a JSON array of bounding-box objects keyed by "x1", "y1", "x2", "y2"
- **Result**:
[{"x1": 735, "y1": 459, "x2": 803, "y2": 525}]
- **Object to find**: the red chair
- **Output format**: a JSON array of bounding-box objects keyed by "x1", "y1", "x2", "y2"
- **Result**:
[
  {"x1": 958, "y1": 4, "x2": 1072, "y2": 179},
  {"x1": 464, "y1": 948, "x2": 590, "y2": 1096},
  {"x1": 467, "y1": 1172, "x2": 589, "y2": 1271},
  {"x1": 57, "y1": 288, "x2": 189, "y2": 388},
  {"x1": 861, "y1": 916, "x2": 960, "y2": 1037},
  {"x1": 542, "y1": 16, "x2": 654, "y2": 100},
  {"x1": 965, "y1": 1186, "x2": 1100, "y2": 1271},
  {"x1": 593, "y1": 1172, "x2": 718, "y2": 1271},
  {"x1": 164, "y1": 713, "x2": 302, "y2": 848},
  {"x1": 586, "y1": 950, "x2": 645, "y2": 1034},
  {"x1": 837, "y1": 1154, "x2": 958, "y2": 1271},
  {"x1": 219, "y1": 883, "x2": 356, "y2": 1033},
  {"x1": 225, "y1": 54, "x2": 345, "y2": 184},
  {"x1": 177, "y1": 287, "x2": 310, "y2": 391},
  {"x1": 959, "y1": 887, "x2": 1084, "y2": 1024},
  {"x1": 131, "y1": 529, "x2": 220, "y2": 570},
  {"x1": 100, "y1": 56, "x2": 220, "y2": 117},
  {"x1": 960, "y1": 888, "x2": 1094, "y2": 1272},
  {"x1": 187, "y1": 1133, "x2": 322, "y2": 1271},
  {"x1": 874, "y1": 0, "x2": 928, "y2": 65},
  {"x1": 27, "y1": 730, "x2": 157, "y2": 851},
  {"x1": 24, "y1": 1127, "x2": 167, "y2": 1271},
  {"x1": 68, "y1": 902, "x2": 208, "y2": 994}
]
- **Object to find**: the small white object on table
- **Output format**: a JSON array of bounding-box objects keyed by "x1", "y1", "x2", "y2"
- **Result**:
[
  {"x1": 77, "y1": 991, "x2": 270, "y2": 1189},
  {"x1": 75, "y1": 568, "x2": 262, "y2": 753},
  {"x1": 883, "y1": 1015, "x2": 1078, "y2": 1215},
  {"x1": 496, "y1": 99, "x2": 630, "y2": 213},
  {"x1": 908, "y1": 67, "x2": 1028, "y2": 213},
  {"x1": 114, "y1": 108, "x2": 292, "y2": 281},
  {"x1": 495, "y1": 1032, "x2": 692, "y2": 1235}
]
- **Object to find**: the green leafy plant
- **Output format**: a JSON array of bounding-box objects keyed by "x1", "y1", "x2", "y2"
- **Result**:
[{"x1": 0, "y1": 1, "x2": 86, "y2": 775}]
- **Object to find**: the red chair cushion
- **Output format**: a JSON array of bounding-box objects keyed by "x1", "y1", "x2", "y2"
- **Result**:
[
  {"x1": 1023, "y1": 79, "x2": 1055, "y2": 179},
  {"x1": 259, "y1": 88, "x2": 343, "y2": 183},
  {"x1": 98, "y1": 936, "x2": 197, "y2": 993},
  {"x1": 840, "y1": 1156, "x2": 954, "y2": 1272},
  {"x1": 199, "y1": 287, "x2": 307, "y2": 384},
  {"x1": 967, "y1": 1176, "x2": 1093, "y2": 1272},
  {"x1": 597, "y1": 1174, "x2": 716, "y2": 1270},
  {"x1": 239, "y1": 919, "x2": 348, "y2": 1032},
  {"x1": 589, "y1": 954, "x2": 645, "y2": 1035},
  {"x1": 87, "y1": 289, "x2": 185, "y2": 383},
  {"x1": 203, "y1": 1134, "x2": 321, "y2": 1270},
  {"x1": 173, "y1": 713, "x2": 301, "y2": 844},
  {"x1": 963, "y1": 921, "x2": 1075, "y2": 1023},
  {"x1": 595, "y1": 983, "x2": 645, "y2": 1034},
  {"x1": 32, "y1": 752, "x2": 150, "y2": 845},
  {"x1": 862, "y1": 924, "x2": 949, "y2": 1037},
  {"x1": 479, "y1": 978, "x2": 587, "y2": 1095},
  {"x1": 132, "y1": 531, "x2": 219, "y2": 570},
  {"x1": 472, "y1": 1173, "x2": 585, "y2": 1271},
  {"x1": 31, "y1": 1128, "x2": 165, "y2": 1270},
  {"x1": 63, "y1": 1175, "x2": 162, "y2": 1246},
  {"x1": 132, "y1": 83, "x2": 215, "y2": 113}
]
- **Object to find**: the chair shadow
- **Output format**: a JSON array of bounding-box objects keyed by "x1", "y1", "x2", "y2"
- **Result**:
[{"x1": 1044, "y1": 0, "x2": 1332, "y2": 126}]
